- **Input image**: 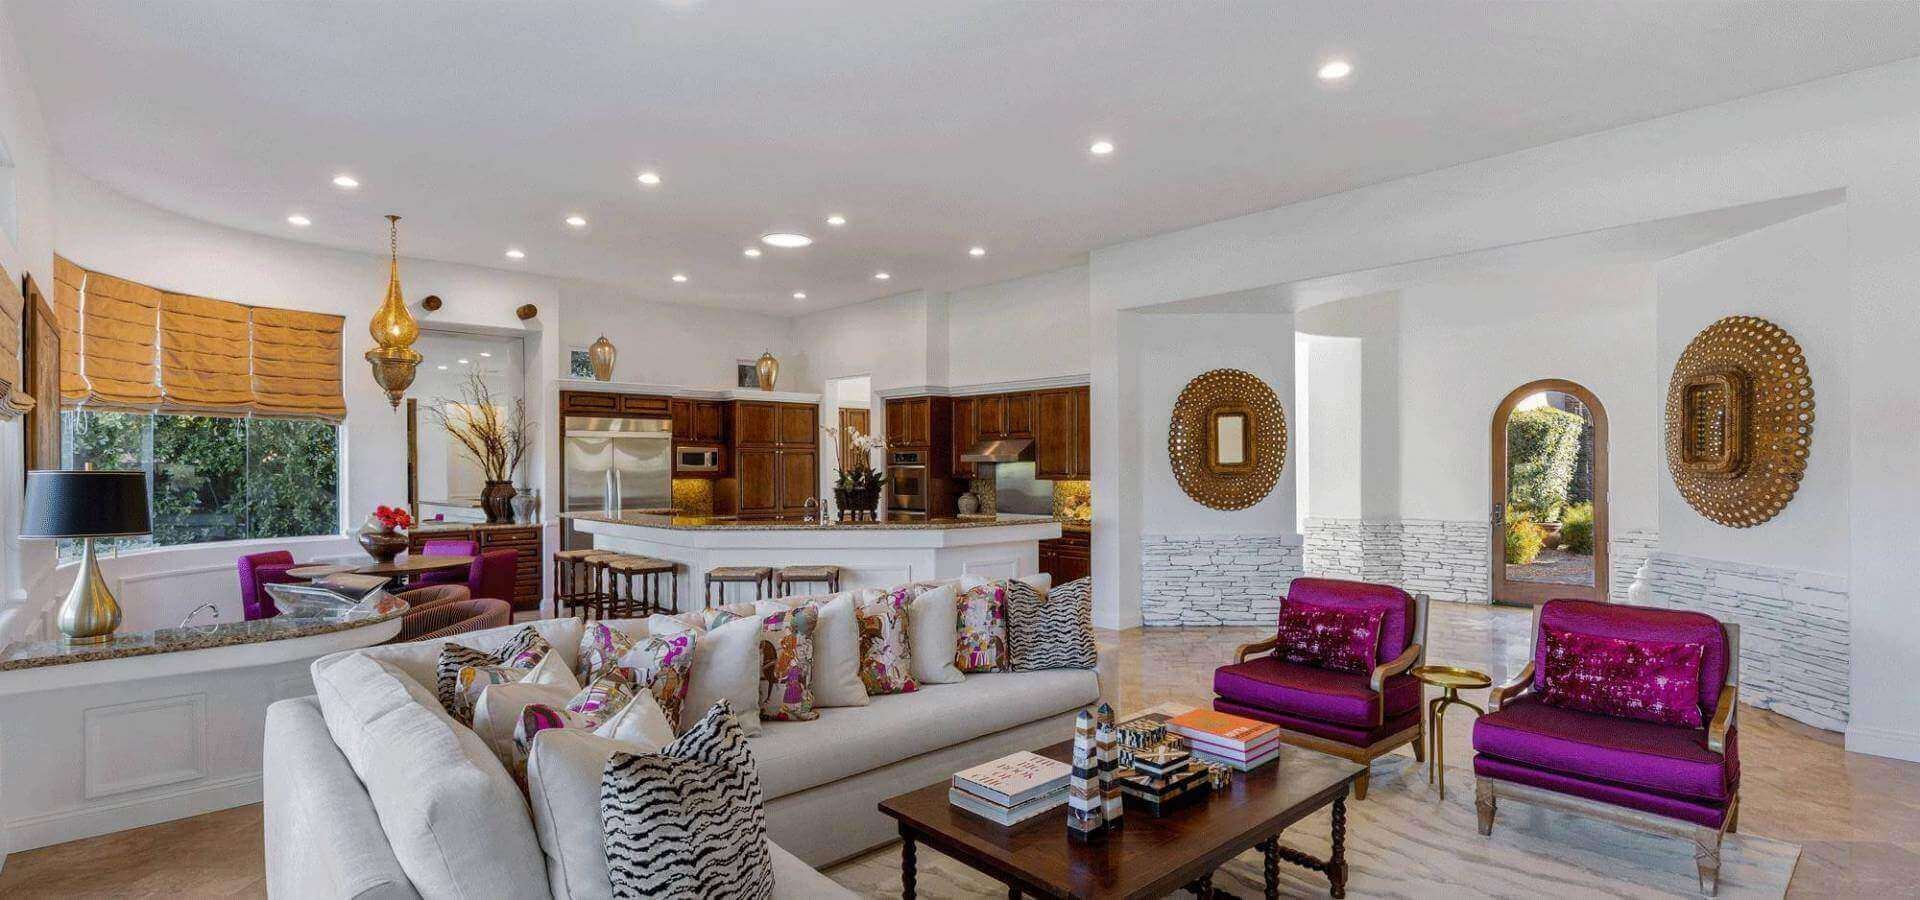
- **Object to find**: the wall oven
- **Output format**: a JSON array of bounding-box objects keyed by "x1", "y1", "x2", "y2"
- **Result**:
[
  {"x1": 675, "y1": 445, "x2": 722, "y2": 473},
  {"x1": 887, "y1": 449, "x2": 930, "y2": 515}
]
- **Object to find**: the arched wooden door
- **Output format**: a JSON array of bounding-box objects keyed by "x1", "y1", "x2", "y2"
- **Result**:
[{"x1": 1490, "y1": 379, "x2": 1609, "y2": 606}]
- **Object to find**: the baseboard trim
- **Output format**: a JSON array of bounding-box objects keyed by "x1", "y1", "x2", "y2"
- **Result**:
[
  {"x1": 3, "y1": 772, "x2": 262, "y2": 854},
  {"x1": 1845, "y1": 724, "x2": 1920, "y2": 763}
]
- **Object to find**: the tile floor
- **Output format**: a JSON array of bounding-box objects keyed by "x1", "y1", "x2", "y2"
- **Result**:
[{"x1": 1, "y1": 601, "x2": 1915, "y2": 898}]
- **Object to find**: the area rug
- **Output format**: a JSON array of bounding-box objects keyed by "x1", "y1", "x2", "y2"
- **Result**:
[{"x1": 825, "y1": 753, "x2": 1798, "y2": 898}]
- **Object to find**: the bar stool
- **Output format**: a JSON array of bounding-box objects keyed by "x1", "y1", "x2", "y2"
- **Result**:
[
  {"x1": 705, "y1": 566, "x2": 773, "y2": 608},
  {"x1": 553, "y1": 548, "x2": 612, "y2": 618},
  {"x1": 775, "y1": 565, "x2": 842, "y2": 596},
  {"x1": 606, "y1": 556, "x2": 679, "y2": 617}
]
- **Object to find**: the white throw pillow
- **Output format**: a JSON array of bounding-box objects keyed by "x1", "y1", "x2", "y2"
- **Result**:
[
  {"x1": 592, "y1": 689, "x2": 677, "y2": 747},
  {"x1": 904, "y1": 582, "x2": 965, "y2": 685},
  {"x1": 527, "y1": 728, "x2": 670, "y2": 900},
  {"x1": 759, "y1": 590, "x2": 870, "y2": 708},
  {"x1": 678, "y1": 613, "x2": 765, "y2": 734},
  {"x1": 472, "y1": 681, "x2": 578, "y2": 766},
  {"x1": 961, "y1": 572, "x2": 1053, "y2": 594}
]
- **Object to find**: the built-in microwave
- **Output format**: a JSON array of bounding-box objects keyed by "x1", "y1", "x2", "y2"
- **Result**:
[{"x1": 675, "y1": 445, "x2": 722, "y2": 473}]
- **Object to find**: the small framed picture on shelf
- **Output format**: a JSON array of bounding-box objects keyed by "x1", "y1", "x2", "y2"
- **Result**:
[
  {"x1": 568, "y1": 347, "x2": 594, "y2": 379},
  {"x1": 736, "y1": 359, "x2": 759, "y2": 388}
]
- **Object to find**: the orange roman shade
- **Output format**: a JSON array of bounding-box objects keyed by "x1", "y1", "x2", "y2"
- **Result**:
[
  {"x1": 160, "y1": 292, "x2": 253, "y2": 415},
  {"x1": 53, "y1": 256, "x2": 90, "y2": 403},
  {"x1": 55, "y1": 259, "x2": 346, "y2": 421},
  {"x1": 0, "y1": 259, "x2": 18, "y2": 397},
  {"x1": 75, "y1": 270, "x2": 163, "y2": 410},
  {"x1": 249, "y1": 306, "x2": 346, "y2": 420}
]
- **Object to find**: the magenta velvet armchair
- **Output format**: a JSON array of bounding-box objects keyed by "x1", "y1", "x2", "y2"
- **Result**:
[
  {"x1": 1473, "y1": 599, "x2": 1740, "y2": 895},
  {"x1": 469, "y1": 548, "x2": 518, "y2": 602},
  {"x1": 237, "y1": 550, "x2": 298, "y2": 620},
  {"x1": 412, "y1": 539, "x2": 480, "y2": 587},
  {"x1": 1212, "y1": 577, "x2": 1430, "y2": 800}
]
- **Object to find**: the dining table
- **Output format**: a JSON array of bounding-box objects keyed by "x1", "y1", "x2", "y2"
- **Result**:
[{"x1": 349, "y1": 554, "x2": 475, "y2": 590}]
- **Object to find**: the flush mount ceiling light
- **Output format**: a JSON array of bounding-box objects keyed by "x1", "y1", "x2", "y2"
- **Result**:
[
  {"x1": 479, "y1": 352, "x2": 492, "y2": 357},
  {"x1": 565, "y1": 215, "x2": 587, "y2": 227},
  {"x1": 1089, "y1": 139, "x2": 1115, "y2": 156},
  {"x1": 874, "y1": 271, "x2": 891, "y2": 280},
  {"x1": 1317, "y1": 59, "x2": 1352, "y2": 81},
  {"x1": 458, "y1": 358, "x2": 470, "y2": 365},
  {"x1": 761, "y1": 232, "x2": 813, "y2": 249},
  {"x1": 505, "y1": 248, "x2": 525, "y2": 259},
  {"x1": 436, "y1": 364, "x2": 448, "y2": 370},
  {"x1": 332, "y1": 174, "x2": 360, "y2": 188},
  {"x1": 672, "y1": 273, "x2": 689, "y2": 283},
  {"x1": 792, "y1": 291, "x2": 807, "y2": 300},
  {"x1": 743, "y1": 247, "x2": 762, "y2": 258},
  {"x1": 826, "y1": 215, "x2": 847, "y2": 227},
  {"x1": 637, "y1": 171, "x2": 662, "y2": 186},
  {"x1": 286, "y1": 215, "x2": 311, "y2": 227},
  {"x1": 969, "y1": 246, "x2": 986, "y2": 257}
]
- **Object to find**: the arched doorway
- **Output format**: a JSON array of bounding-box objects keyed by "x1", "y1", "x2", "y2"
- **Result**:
[{"x1": 1490, "y1": 379, "x2": 1609, "y2": 606}]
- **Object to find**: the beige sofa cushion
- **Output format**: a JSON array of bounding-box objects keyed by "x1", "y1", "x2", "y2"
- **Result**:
[
  {"x1": 749, "y1": 668, "x2": 1100, "y2": 800},
  {"x1": 312, "y1": 653, "x2": 550, "y2": 899}
]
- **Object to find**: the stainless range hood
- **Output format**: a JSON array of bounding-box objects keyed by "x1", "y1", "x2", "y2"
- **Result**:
[{"x1": 961, "y1": 437, "x2": 1034, "y2": 464}]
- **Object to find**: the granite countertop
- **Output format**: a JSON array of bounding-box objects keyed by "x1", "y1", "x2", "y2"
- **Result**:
[
  {"x1": 1057, "y1": 519, "x2": 1092, "y2": 534},
  {"x1": 565, "y1": 511, "x2": 1061, "y2": 531},
  {"x1": 0, "y1": 594, "x2": 409, "y2": 672}
]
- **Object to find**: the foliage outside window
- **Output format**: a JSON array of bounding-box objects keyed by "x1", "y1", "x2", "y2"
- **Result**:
[
  {"x1": 58, "y1": 409, "x2": 340, "y2": 558},
  {"x1": 1505, "y1": 405, "x2": 1586, "y2": 522}
]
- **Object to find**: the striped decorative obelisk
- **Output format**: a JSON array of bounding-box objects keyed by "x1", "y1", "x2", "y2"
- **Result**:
[
  {"x1": 1094, "y1": 703, "x2": 1123, "y2": 827},
  {"x1": 1067, "y1": 709, "x2": 1105, "y2": 842}
]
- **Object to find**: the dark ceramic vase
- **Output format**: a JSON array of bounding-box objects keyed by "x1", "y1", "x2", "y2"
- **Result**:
[
  {"x1": 356, "y1": 527, "x2": 408, "y2": 563},
  {"x1": 481, "y1": 480, "x2": 517, "y2": 524}
]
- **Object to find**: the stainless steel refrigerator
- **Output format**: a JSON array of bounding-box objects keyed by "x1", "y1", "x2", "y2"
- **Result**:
[{"x1": 561, "y1": 416, "x2": 672, "y2": 547}]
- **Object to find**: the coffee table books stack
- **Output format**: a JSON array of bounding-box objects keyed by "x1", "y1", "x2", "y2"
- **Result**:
[
  {"x1": 1166, "y1": 708, "x2": 1282, "y2": 770},
  {"x1": 949, "y1": 751, "x2": 1070, "y2": 826}
]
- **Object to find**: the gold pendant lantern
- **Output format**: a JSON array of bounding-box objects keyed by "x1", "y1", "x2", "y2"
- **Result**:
[{"x1": 366, "y1": 214, "x2": 422, "y2": 408}]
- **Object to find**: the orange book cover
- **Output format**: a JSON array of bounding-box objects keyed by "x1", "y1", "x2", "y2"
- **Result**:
[{"x1": 1166, "y1": 709, "x2": 1278, "y2": 750}]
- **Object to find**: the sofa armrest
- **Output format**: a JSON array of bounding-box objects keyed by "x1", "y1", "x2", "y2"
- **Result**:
[
  {"x1": 1708, "y1": 685, "x2": 1738, "y2": 754},
  {"x1": 1488, "y1": 661, "x2": 1535, "y2": 712},
  {"x1": 1234, "y1": 635, "x2": 1279, "y2": 664},
  {"x1": 1369, "y1": 643, "x2": 1421, "y2": 694}
]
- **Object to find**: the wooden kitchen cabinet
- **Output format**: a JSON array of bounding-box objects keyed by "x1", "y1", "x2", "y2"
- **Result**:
[
  {"x1": 734, "y1": 448, "x2": 779, "y2": 514},
  {"x1": 951, "y1": 396, "x2": 977, "y2": 478},
  {"x1": 885, "y1": 397, "x2": 932, "y2": 447},
  {"x1": 672, "y1": 399, "x2": 727, "y2": 443},
  {"x1": 975, "y1": 394, "x2": 1006, "y2": 438},
  {"x1": 619, "y1": 394, "x2": 671, "y2": 416},
  {"x1": 733, "y1": 402, "x2": 779, "y2": 446},
  {"x1": 1004, "y1": 392, "x2": 1033, "y2": 436},
  {"x1": 1033, "y1": 386, "x2": 1091, "y2": 479},
  {"x1": 1039, "y1": 530, "x2": 1091, "y2": 585},
  {"x1": 559, "y1": 390, "x2": 619, "y2": 415},
  {"x1": 778, "y1": 448, "x2": 819, "y2": 513},
  {"x1": 777, "y1": 403, "x2": 818, "y2": 446}
]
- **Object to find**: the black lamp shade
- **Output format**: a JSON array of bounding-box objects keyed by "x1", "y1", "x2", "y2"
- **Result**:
[{"x1": 21, "y1": 470, "x2": 152, "y2": 538}]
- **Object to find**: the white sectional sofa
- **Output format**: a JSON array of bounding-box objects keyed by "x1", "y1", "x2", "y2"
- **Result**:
[{"x1": 264, "y1": 612, "x2": 1100, "y2": 899}]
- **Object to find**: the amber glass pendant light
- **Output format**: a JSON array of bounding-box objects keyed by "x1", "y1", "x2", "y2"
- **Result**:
[{"x1": 366, "y1": 214, "x2": 422, "y2": 408}]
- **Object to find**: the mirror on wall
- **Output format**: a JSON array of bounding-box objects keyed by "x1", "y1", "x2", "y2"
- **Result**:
[
  {"x1": 407, "y1": 330, "x2": 527, "y2": 523},
  {"x1": 1206, "y1": 406, "x2": 1253, "y2": 474}
]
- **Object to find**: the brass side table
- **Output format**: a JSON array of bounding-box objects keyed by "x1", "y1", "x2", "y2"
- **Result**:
[{"x1": 1411, "y1": 664, "x2": 1492, "y2": 800}]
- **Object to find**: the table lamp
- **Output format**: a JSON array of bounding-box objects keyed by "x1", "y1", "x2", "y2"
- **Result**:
[{"x1": 21, "y1": 469, "x2": 151, "y2": 645}]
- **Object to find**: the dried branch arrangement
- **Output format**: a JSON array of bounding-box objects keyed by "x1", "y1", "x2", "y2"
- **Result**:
[{"x1": 427, "y1": 371, "x2": 532, "y2": 483}]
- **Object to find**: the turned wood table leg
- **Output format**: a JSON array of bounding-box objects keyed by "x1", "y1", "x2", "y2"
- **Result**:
[
  {"x1": 1186, "y1": 873, "x2": 1214, "y2": 896},
  {"x1": 900, "y1": 830, "x2": 917, "y2": 900},
  {"x1": 1261, "y1": 836, "x2": 1280, "y2": 899},
  {"x1": 1329, "y1": 795, "x2": 1348, "y2": 899}
]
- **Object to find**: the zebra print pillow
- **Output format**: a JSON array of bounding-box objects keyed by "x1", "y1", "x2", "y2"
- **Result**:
[
  {"x1": 434, "y1": 626, "x2": 554, "y2": 724},
  {"x1": 600, "y1": 701, "x2": 773, "y2": 899},
  {"x1": 1007, "y1": 577, "x2": 1097, "y2": 671}
]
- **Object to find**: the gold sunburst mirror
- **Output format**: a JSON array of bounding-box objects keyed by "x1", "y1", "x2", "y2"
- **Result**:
[
  {"x1": 1168, "y1": 368, "x2": 1287, "y2": 510},
  {"x1": 1664, "y1": 315, "x2": 1813, "y2": 528}
]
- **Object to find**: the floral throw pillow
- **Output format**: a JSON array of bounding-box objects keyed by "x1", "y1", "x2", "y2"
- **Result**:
[
  {"x1": 855, "y1": 590, "x2": 918, "y2": 695},
  {"x1": 434, "y1": 626, "x2": 553, "y2": 723},
  {"x1": 577, "y1": 622, "x2": 637, "y2": 684},
  {"x1": 758, "y1": 606, "x2": 820, "y2": 721},
  {"x1": 954, "y1": 583, "x2": 1010, "y2": 673},
  {"x1": 620, "y1": 631, "x2": 697, "y2": 733}
]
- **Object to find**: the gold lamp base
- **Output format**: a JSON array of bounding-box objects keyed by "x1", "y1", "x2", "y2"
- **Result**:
[{"x1": 59, "y1": 537, "x2": 122, "y2": 645}]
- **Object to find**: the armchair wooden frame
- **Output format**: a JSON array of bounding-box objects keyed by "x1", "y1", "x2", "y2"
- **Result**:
[
  {"x1": 1476, "y1": 605, "x2": 1743, "y2": 896},
  {"x1": 1231, "y1": 592, "x2": 1430, "y2": 801}
]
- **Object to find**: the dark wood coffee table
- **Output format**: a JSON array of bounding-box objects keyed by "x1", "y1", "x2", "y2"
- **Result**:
[{"x1": 878, "y1": 733, "x2": 1364, "y2": 899}]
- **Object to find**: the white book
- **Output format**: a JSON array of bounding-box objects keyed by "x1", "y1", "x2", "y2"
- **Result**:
[
  {"x1": 952, "y1": 751, "x2": 1071, "y2": 807},
  {"x1": 948, "y1": 786, "x2": 1068, "y2": 826},
  {"x1": 1191, "y1": 744, "x2": 1280, "y2": 771}
]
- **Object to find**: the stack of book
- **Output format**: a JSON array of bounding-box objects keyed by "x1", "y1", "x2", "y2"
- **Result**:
[
  {"x1": 1166, "y1": 709, "x2": 1281, "y2": 770},
  {"x1": 949, "y1": 751, "x2": 1071, "y2": 826}
]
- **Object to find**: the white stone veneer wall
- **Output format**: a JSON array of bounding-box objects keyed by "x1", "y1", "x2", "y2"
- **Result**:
[
  {"x1": 1140, "y1": 534, "x2": 1304, "y2": 625},
  {"x1": 1302, "y1": 518, "x2": 1489, "y2": 603},
  {"x1": 1640, "y1": 551, "x2": 1850, "y2": 731}
]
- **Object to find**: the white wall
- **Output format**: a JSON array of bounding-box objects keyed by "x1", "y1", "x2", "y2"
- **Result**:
[
  {"x1": 556, "y1": 280, "x2": 792, "y2": 389},
  {"x1": 1654, "y1": 206, "x2": 1849, "y2": 573},
  {"x1": 1087, "y1": 57, "x2": 1920, "y2": 761},
  {"x1": 945, "y1": 264, "x2": 1089, "y2": 387},
  {"x1": 1299, "y1": 334, "x2": 1361, "y2": 520}
]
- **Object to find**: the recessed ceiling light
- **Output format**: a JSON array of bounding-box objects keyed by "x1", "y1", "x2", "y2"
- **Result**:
[
  {"x1": 565, "y1": 215, "x2": 587, "y2": 227},
  {"x1": 1089, "y1": 140, "x2": 1115, "y2": 156},
  {"x1": 743, "y1": 247, "x2": 762, "y2": 258},
  {"x1": 637, "y1": 171, "x2": 662, "y2": 186},
  {"x1": 826, "y1": 215, "x2": 847, "y2": 227},
  {"x1": 331, "y1": 174, "x2": 359, "y2": 188},
  {"x1": 457, "y1": 358, "x2": 470, "y2": 365},
  {"x1": 761, "y1": 232, "x2": 813, "y2": 248},
  {"x1": 969, "y1": 246, "x2": 987, "y2": 257},
  {"x1": 505, "y1": 248, "x2": 525, "y2": 259},
  {"x1": 874, "y1": 271, "x2": 891, "y2": 280},
  {"x1": 286, "y1": 215, "x2": 311, "y2": 227},
  {"x1": 1317, "y1": 59, "x2": 1352, "y2": 81},
  {"x1": 792, "y1": 291, "x2": 807, "y2": 300},
  {"x1": 436, "y1": 364, "x2": 448, "y2": 370},
  {"x1": 672, "y1": 273, "x2": 688, "y2": 283},
  {"x1": 479, "y1": 352, "x2": 492, "y2": 358}
]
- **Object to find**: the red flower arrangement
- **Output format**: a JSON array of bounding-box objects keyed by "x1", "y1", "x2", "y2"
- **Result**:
[{"x1": 371, "y1": 505, "x2": 413, "y2": 531}]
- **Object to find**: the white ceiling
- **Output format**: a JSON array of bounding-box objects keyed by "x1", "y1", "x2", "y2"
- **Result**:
[{"x1": 13, "y1": 1, "x2": 1920, "y2": 314}]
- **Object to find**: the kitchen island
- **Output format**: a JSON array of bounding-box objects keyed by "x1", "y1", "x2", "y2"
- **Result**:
[{"x1": 565, "y1": 511, "x2": 1062, "y2": 608}]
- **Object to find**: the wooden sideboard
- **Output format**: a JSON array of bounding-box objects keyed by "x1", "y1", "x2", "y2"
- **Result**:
[{"x1": 406, "y1": 524, "x2": 543, "y2": 612}]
